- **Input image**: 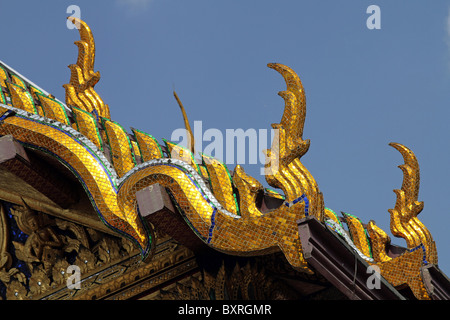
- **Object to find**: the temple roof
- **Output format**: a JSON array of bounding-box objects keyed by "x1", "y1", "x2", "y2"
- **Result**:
[{"x1": 0, "y1": 17, "x2": 449, "y2": 300}]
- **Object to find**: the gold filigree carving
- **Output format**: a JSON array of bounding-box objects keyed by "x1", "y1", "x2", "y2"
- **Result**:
[
  {"x1": 29, "y1": 266, "x2": 51, "y2": 296},
  {"x1": 156, "y1": 259, "x2": 299, "y2": 300},
  {"x1": 0, "y1": 203, "x2": 18, "y2": 289},
  {"x1": 0, "y1": 201, "x2": 139, "y2": 300}
]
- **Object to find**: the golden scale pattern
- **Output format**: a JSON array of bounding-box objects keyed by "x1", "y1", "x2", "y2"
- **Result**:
[{"x1": 0, "y1": 17, "x2": 440, "y2": 299}]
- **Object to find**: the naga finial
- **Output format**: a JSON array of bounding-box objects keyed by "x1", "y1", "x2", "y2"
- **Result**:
[
  {"x1": 63, "y1": 17, "x2": 110, "y2": 119},
  {"x1": 358, "y1": 143, "x2": 439, "y2": 299},
  {"x1": 267, "y1": 63, "x2": 310, "y2": 161},
  {"x1": 264, "y1": 63, "x2": 323, "y2": 220},
  {"x1": 388, "y1": 142, "x2": 437, "y2": 264}
]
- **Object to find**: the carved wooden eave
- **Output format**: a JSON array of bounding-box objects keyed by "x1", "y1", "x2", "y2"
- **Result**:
[
  {"x1": 0, "y1": 184, "x2": 199, "y2": 300},
  {"x1": 298, "y1": 216, "x2": 406, "y2": 300},
  {"x1": 43, "y1": 236, "x2": 198, "y2": 300},
  {"x1": 136, "y1": 183, "x2": 212, "y2": 254},
  {"x1": 421, "y1": 264, "x2": 450, "y2": 300},
  {"x1": 298, "y1": 216, "x2": 450, "y2": 300}
]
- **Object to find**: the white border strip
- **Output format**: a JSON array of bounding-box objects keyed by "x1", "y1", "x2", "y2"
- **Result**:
[{"x1": 118, "y1": 157, "x2": 241, "y2": 220}]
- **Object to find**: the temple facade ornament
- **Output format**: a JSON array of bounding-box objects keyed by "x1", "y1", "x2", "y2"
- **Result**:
[
  {"x1": 0, "y1": 201, "x2": 139, "y2": 299},
  {"x1": 0, "y1": 17, "x2": 445, "y2": 300}
]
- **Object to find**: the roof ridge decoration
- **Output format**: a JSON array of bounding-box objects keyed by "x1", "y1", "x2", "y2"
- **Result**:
[
  {"x1": 0, "y1": 18, "x2": 440, "y2": 299},
  {"x1": 63, "y1": 17, "x2": 110, "y2": 120}
]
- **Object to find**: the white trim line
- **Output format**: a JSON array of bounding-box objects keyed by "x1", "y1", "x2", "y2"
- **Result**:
[{"x1": 0, "y1": 59, "x2": 70, "y2": 111}]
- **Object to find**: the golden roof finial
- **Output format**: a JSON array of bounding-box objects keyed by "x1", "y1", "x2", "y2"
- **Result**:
[
  {"x1": 63, "y1": 17, "x2": 110, "y2": 119},
  {"x1": 388, "y1": 142, "x2": 437, "y2": 264}
]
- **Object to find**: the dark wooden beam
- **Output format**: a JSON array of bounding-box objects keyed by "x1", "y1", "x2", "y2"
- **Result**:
[
  {"x1": 0, "y1": 135, "x2": 79, "y2": 208},
  {"x1": 136, "y1": 183, "x2": 209, "y2": 254},
  {"x1": 297, "y1": 216, "x2": 406, "y2": 300},
  {"x1": 421, "y1": 264, "x2": 450, "y2": 300}
]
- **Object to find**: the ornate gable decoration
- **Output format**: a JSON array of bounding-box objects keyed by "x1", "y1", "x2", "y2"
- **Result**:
[{"x1": 0, "y1": 17, "x2": 442, "y2": 300}]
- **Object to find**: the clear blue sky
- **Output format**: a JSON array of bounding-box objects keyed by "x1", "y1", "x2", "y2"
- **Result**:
[{"x1": 2, "y1": 0, "x2": 450, "y2": 275}]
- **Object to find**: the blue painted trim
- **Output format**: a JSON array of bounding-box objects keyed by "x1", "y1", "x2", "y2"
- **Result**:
[
  {"x1": 207, "y1": 208, "x2": 218, "y2": 244},
  {"x1": 284, "y1": 194, "x2": 310, "y2": 216}
]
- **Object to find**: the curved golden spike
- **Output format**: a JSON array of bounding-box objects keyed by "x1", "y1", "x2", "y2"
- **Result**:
[
  {"x1": 64, "y1": 17, "x2": 110, "y2": 119},
  {"x1": 173, "y1": 91, "x2": 195, "y2": 154},
  {"x1": 69, "y1": 17, "x2": 96, "y2": 78},
  {"x1": 389, "y1": 143, "x2": 420, "y2": 208},
  {"x1": 264, "y1": 63, "x2": 322, "y2": 220},
  {"x1": 267, "y1": 63, "x2": 310, "y2": 159},
  {"x1": 267, "y1": 63, "x2": 305, "y2": 121},
  {"x1": 67, "y1": 18, "x2": 100, "y2": 89},
  {"x1": 388, "y1": 142, "x2": 437, "y2": 264}
]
